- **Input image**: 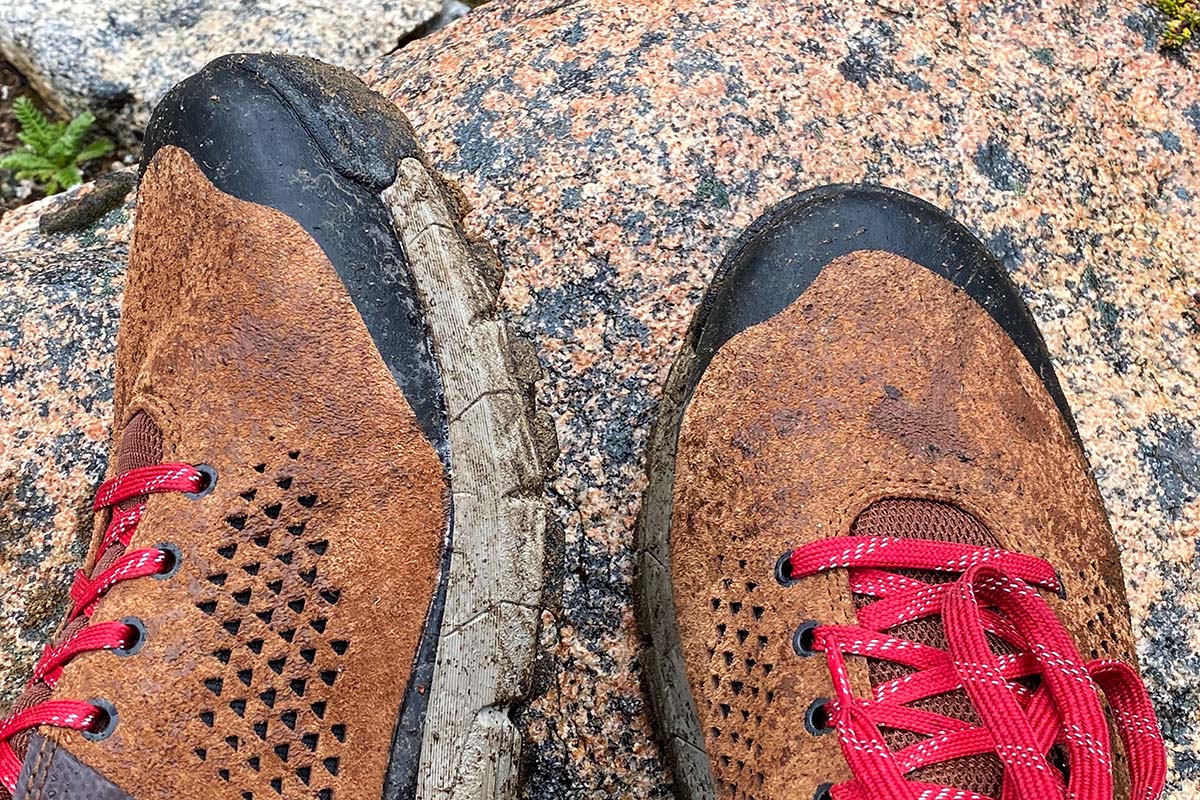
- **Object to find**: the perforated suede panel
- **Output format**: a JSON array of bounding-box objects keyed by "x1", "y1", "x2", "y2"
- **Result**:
[
  {"x1": 706, "y1": 553, "x2": 775, "y2": 799},
  {"x1": 191, "y1": 451, "x2": 348, "y2": 800}
]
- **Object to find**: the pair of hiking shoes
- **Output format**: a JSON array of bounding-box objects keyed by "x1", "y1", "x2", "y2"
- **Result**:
[{"x1": 0, "y1": 55, "x2": 1167, "y2": 800}]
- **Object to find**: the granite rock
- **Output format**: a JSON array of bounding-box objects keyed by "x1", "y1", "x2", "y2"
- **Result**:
[
  {"x1": 0, "y1": 0, "x2": 441, "y2": 139},
  {"x1": 0, "y1": 181, "x2": 130, "y2": 714},
  {"x1": 1, "y1": 1, "x2": 1199, "y2": 797}
]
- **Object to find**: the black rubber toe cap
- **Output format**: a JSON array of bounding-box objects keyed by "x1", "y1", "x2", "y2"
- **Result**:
[
  {"x1": 141, "y1": 53, "x2": 420, "y2": 190},
  {"x1": 140, "y1": 53, "x2": 446, "y2": 450},
  {"x1": 693, "y1": 184, "x2": 1077, "y2": 437}
]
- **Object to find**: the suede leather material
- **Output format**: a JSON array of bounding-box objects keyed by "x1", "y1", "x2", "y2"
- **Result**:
[
  {"x1": 669, "y1": 250, "x2": 1135, "y2": 799},
  {"x1": 15, "y1": 736, "x2": 130, "y2": 800},
  {"x1": 40, "y1": 145, "x2": 447, "y2": 799}
]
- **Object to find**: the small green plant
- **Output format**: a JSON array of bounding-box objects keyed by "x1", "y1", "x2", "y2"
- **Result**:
[
  {"x1": 0, "y1": 97, "x2": 113, "y2": 194},
  {"x1": 1157, "y1": 0, "x2": 1200, "y2": 48}
]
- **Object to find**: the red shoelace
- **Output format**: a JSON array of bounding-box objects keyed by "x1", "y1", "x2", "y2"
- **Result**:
[
  {"x1": 0, "y1": 463, "x2": 207, "y2": 793},
  {"x1": 784, "y1": 536, "x2": 1167, "y2": 800}
]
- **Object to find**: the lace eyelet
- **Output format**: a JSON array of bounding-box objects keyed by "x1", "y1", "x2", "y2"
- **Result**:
[
  {"x1": 775, "y1": 551, "x2": 798, "y2": 586},
  {"x1": 1053, "y1": 569, "x2": 1068, "y2": 600},
  {"x1": 792, "y1": 620, "x2": 820, "y2": 657},
  {"x1": 813, "y1": 783, "x2": 833, "y2": 800},
  {"x1": 154, "y1": 543, "x2": 182, "y2": 579},
  {"x1": 82, "y1": 699, "x2": 119, "y2": 742},
  {"x1": 185, "y1": 464, "x2": 218, "y2": 499},
  {"x1": 805, "y1": 697, "x2": 834, "y2": 736},
  {"x1": 113, "y1": 617, "x2": 146, "y2": 657}
]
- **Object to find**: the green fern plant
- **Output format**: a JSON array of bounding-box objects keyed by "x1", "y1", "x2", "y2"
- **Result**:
[
  {"x1": 1158, "y1": 0, "x2": 1200, "y2": 48},
  {"x1": 0, "y1": 97, "x2": 113, "y2": 194}
]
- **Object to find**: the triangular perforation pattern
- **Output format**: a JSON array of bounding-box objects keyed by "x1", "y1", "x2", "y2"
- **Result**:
[
  {"x1": 707, "y1": 554, "x2": 772, "y2": 799},
  {"x1": 190, "y1": 451, "x2": 349, "y2": 798}
]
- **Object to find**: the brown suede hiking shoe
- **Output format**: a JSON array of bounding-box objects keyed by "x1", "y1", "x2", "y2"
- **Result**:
[
  {"x1": 636, "y1": 186, "x2": 1167, "y2": 800},
  {"x1": 0, "y1": 55, "x2": 553, "y2": 800}
]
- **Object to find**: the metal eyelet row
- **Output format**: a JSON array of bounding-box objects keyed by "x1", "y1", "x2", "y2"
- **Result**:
[
  {"x1": 775, "y1": 551, "x2": 835, "y2": 798},
  {"x1": 84, "y1": 463, "x2": 212, "y2": 743}
]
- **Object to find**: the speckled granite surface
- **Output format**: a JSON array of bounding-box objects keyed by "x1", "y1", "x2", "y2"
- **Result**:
[
  {"x1": 0, "y1": 184, "x2": 130, "y2": 708},
  {"x1": 2, "y1": 1, "x2": 1199, "y2": 797},
  {"x1": 0, "y1": 0, "x2": 440, "y2": 137}
]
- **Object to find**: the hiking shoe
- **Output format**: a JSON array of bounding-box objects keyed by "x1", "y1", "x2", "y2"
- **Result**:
[
  {"x1": 0, "y1": 54, "x2": 552, "y2": 800},
  {"x1": 636, "y1": 185, "x2": 1167, "y2": 800}
]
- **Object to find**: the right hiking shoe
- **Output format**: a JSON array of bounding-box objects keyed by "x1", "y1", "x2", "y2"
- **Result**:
[
  {"x1": 0, "y1": 54, "x2": 551, "y2": 800},
  {"x1": 636, "y1": 185, "x2": 1167, "y2": 800}
]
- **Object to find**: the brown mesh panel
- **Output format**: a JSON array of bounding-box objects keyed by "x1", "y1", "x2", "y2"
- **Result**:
[
  {"x1": 115, "y1": 412, "x2": 164, "y2": 480},
  {"x1": 94, "y1": 412, "x2": 164, "y2": 574},
  {"x1": 850, "y1": 498, "x2": 1005, "y2": 797}
]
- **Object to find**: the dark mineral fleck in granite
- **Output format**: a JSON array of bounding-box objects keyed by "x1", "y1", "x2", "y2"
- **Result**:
[{"x1": 1, "y1": 1, "x2": 1198, "y2": 797}]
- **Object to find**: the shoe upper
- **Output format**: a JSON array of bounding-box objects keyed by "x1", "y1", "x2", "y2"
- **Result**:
[
  {"x1": 3, "y1": 57, "x2": 449, "y2": 800},
  {"x1": 656, "y1": 187, "x2": 1163, "y2": 799}
]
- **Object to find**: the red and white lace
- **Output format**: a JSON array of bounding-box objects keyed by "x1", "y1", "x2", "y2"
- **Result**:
[
  {"x1": 786, "y1": 536, "x2": 1168, "y2": 800},
  {"x1": 0, "y1": 464, "x2": 205, "y2": 793}
]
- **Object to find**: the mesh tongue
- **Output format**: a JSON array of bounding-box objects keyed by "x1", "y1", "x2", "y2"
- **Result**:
[
  {"x1": 4, "y1": 413, "x2": 163, "y2": 764},
  {"x1": 851, "y1": 498, "x2": 1005, "y2": 797},
  {"x1": 92, "y1": 412, "x2": 163, "y2": 573},
  {"x1": 114, "y1": 412, "x2": 164, "y2": 479}
]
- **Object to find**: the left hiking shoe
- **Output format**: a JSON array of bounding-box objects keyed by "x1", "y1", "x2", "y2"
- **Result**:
[{"x1": 0, "y1": 54, "x2": 552, "y2": 800}]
